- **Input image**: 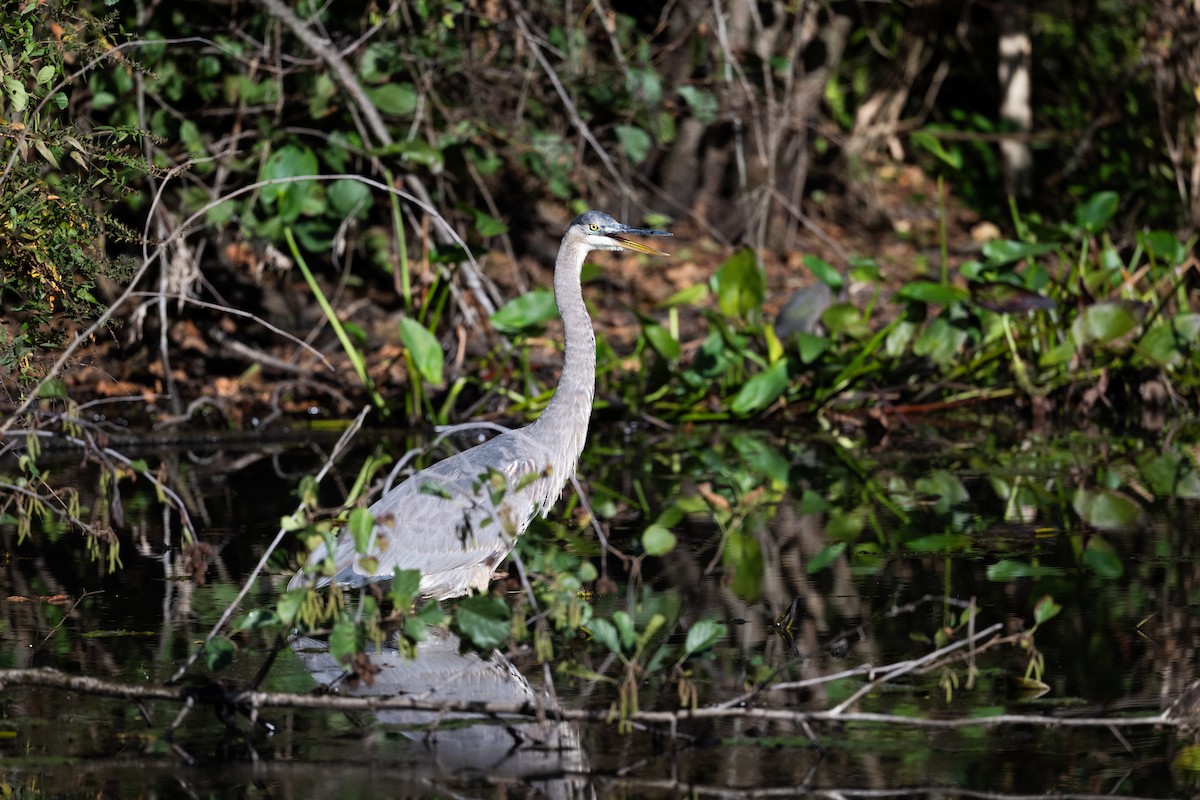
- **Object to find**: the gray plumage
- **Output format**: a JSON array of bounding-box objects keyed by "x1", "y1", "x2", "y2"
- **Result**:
[{"x1": 289, "y1": 211, "x2": 670, "y2": 599}]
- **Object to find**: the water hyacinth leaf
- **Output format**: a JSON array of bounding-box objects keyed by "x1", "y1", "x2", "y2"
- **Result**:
[
  {"x1": 803, "y1": 254, "x2": 844, "y2": 291},
  {"x1": 588, "y1": 618, "x2": 621, "y2": 654},
  {"x1": 806, "y1": 541, "x2": 847, "y2": 574},
  {"x1": 897, "y1": 281, "x2": 969, "y2": 306},
  {"x1": 642, "y1": 523, "x2": 677, "y2": 556},
  {"x1": 1083, "y1": 538, "x2": 1123, "y2": 579},
  {"x1": 1032, "y1": 595, "x2": 1062, "y2": 625},
  {"x1": 713, "y1": 248, "x2": 765, "y2": 319},
  {"x1": 399, "y1": 317, "x2": 444, "y2": 385},
  {"x1": 455, "y1": 595, "x2": 511, "y2": 650},
  {"x1": 730, "y1": 359, "x2": 789, "y2": 415},
  {"x1": 644, "y1": 323, "x2": 681, "y2": 360},
  {"x1": 1073, "y1": 488, "x2": 1140, "y2": 530},
  {"x1": 615, "y1": 124, "x2": 652, "y2": 164},
  {"x1": 205, "y1": 636, "x2": 236, "y2": 671},
  {"x1": 981, "y1": 240, "x2": 1057, "y2": 266},
  {"x1": 491, "y1": 288, "x2": 558, "y2": 334},
  {"x1": 684, "y1": 619, "x2": 726, "y2": 655},
  {"x1": 1074, "y1": 190, "x2": 1118, "y2": 234},
  {"x1": 1072, "y1": 302, "x2": 1140, "y2": 346}
]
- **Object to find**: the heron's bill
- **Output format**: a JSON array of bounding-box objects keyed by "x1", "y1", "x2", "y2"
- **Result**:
[{"x1": 611, "y1": 235, "x2": 671, "y2": 257}]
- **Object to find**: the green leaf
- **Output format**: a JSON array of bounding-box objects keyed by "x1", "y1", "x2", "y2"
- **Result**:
[
  {"x1": 644, "y1": 323, "x2": 681, "y2": 361},
  {"x1": 803, "y1": 254, "x2": 843, "y2": 291},
  {"x1": 588, "y1": 618, "x2": 622, "y2": 654},
  {"x1": 806, "y1": 541, "x2": 847, "y2": 573},
  {"x1": 613, "y1": 611, "x2": 636, "y2": 650},
  {"x1": 36, "y1": 65, "x2": 55, "y2": 86},
  {"x1": 329, "y1": 618, "x2": 360, "y2": 662},
  {"x1": 1083, "y1": 538, "x2": 1123, "y2": 579},
  {"x1": 1140, "y1": 230, "x2": 1187, "y2": 267},
  {"x1": 37, "y1": 378, "x2": 67, "y2": 399},
  {"x1": 1072, "y1": 488, "x2": 1140, "y2": 530},
  {"x1": 795, "y1": 332, "x2": 828, "y2": 364},
  {"x1": 399, "y1": 316, "x2": 445, "y2": 384},
  {"x1": 659, "y1": 283, "x2": 709, "y2": 307},
  {"x1": 821, "y1": 303, "x2": 869, "y2": 338},
  {"x1": 678, "y1": 86, "x2": 718, "y2": 124},
  {"x1": 205, "y1": 636, "x2": 236, "y2": 671},
  {"x1": 490, "y1": 289, "x2": 558, "y2": 335},
  {"x1": 471, "y1": 209, "x2": 509, "y2": 237},
  {"x1": 683, "y1": 619, "x2": 726, "y2": 655},
  {"x1": 712, "y1": 249, "x2": 765, "y2": 319},
  {"x1": 615, "y1": 124, "x2": 652, "y2": 164},
  {"x1": 1072, "y1": 302, "x2": 1139, "y2": 346},
  {"x1": 730, "y1": 359, "x2": 789, "y2": 415},
  {"x1": 985, "y1": 560, "x2": 1065, "y2": 581},
  {"x1": 365, "y1": 83, "x2": 417, "y2": 116},
  {"x1": 642, "y1": 523, "x2": 677, "y2": 556},
  {"x1": 277, "y1": 589, "x2": 306, "y2": 626},
  {"x1": 233, "y1": 608, "x2": 280, "y2": 632},
  {"x1": 389, "y1": 568, "x2": 423, "y2": 608},
  {"x1": 1074, "y1": 191, "x2": 1118, "y2": 234},
  {"x1": 897, "y1": 282, "x2": 969, "y2": 306},
  {"x1": 1032, "y1": 595, "x2": 1062, "y2": 625},
  {"x1": 455, "y1": 595, "x2": 511, "y2": 649},
  {"x1": 327, "y1": 179, "x2": 371, "y2": 218},
  {"x1": 260, "y1": 144, "x2": 318, "y2": 222},
  {"x1": 347, "y1": 506, "x2": 374, "y2": 554},
  {"x1": 910, "y1": 129, "x2": 963, "y2": 169},
  {"x1": 981, "y1": 240, "x2": 1058, "y2": 265},
  {"x1": 723, "y1": 530, "x2": 763, "y2": 602}
]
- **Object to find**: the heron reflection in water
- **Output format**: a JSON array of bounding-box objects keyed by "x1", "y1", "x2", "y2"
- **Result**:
[{"x1": 290, "y1": 211, "x2": 671, "y2": 598}]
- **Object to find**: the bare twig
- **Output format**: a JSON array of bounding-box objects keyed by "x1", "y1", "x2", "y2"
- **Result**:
[
  {"x1": 0, "y1": 666, "x2": 1182, "y2": 733},
  {"x1": 169, "y1": 406, "x2": 372, "y2": 683}
]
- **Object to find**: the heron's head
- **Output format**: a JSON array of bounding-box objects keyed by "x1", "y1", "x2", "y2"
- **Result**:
[{"x1": 568, "y1": 211, "x2": 672, "y2": 256}]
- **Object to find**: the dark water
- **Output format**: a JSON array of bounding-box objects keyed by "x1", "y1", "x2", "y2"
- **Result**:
[{"x1": 3, "y1": 420, "x2": 1199, "y2": 798}]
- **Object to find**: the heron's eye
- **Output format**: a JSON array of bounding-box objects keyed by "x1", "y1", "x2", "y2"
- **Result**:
[{"x1": 588, "y1": 223, "x2": 598, "y2": 231}]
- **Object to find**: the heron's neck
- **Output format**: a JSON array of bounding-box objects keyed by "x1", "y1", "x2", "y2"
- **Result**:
[{"x1": 529, "y1": 238, "x2": 596, "y2": 473}]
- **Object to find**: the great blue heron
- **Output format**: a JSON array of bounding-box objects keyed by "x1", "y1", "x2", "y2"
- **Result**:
[{"x1": 289, "y1": 211, "x2": 671, "y2": 599}]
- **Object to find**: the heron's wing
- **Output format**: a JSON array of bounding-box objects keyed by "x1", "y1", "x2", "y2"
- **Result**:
[{"x1": 293, "y1": 433, "x2": 547, "y2": 597}]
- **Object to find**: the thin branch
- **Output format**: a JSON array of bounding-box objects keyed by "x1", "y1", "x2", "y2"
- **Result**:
[
  {"x1": 0, "y1": 666, "x2": 1181, "y2": 732},
  {"x1": 168, "y1": 406, "x2": 372, "y2": 683}
]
